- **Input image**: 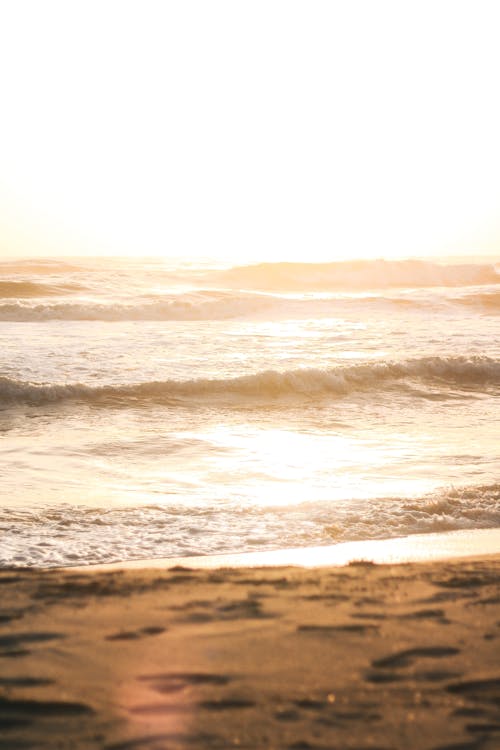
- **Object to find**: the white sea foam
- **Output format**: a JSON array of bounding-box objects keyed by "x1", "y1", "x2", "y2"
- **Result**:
[{"x1": 1, "y1": 483, "x2": 498, "y2": 567}]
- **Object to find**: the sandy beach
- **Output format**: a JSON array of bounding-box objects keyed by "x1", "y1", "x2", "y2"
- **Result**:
[
  {"x1": 1, "y1": 546, "x2": 500, "y2": 750},
  {"x1": 2, "y1": 2, "x2": 500, "y2": 748}
]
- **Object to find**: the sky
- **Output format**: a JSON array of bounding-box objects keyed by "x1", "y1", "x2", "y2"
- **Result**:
[{"x1": 1, "y1": 0, "x2": 499, "y2": 263}]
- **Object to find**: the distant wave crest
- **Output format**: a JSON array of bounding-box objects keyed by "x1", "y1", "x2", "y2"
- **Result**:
[
  {"x1": 210, "y1": 259, "x2": 500, "y2": 291},
  {"x1": 1, "y1": 356, "x2": 498, "y2": 408}
]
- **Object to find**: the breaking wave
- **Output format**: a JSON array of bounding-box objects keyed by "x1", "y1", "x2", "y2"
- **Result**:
[
  {"x1": 1, "y1": 483, "x2": 499, "y2": 567},
  {"x1": 1, "y1": 356, "x2": 498, "y2": 408},
  {"x1": 210, "y1": 258, "x2": 499, "y2": 291},
  {"x1": 0, "y1": 291, "x2": 275, "y2": 321},
  {"x1": 1, "y1": 287, "x2": 499, "y2": 321}
]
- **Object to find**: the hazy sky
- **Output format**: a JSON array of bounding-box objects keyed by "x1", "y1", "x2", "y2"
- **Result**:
[{"x1": 1, "y1": 1, "x2": 499, "y2": 262}]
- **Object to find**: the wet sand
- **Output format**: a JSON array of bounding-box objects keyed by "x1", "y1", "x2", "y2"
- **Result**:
[
  {"x1": 1, "y1": 553, "x2": 500, "y2": 749},
  {"x1": 85, "y1": 528, "x2": 500, "y2": 571}
]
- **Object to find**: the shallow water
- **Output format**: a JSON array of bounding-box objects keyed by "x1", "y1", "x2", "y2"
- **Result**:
[{"x1": 1, "y1": 256, "x2": 499, "y2": 566}]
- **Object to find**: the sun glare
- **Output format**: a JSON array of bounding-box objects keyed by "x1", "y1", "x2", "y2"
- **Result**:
[{"x1": 1, "y1": 1, "x2": 500, "y2": 263}]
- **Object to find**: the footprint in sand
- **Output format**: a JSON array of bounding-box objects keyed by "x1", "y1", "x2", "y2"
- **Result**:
[
  {"x1": 397, "y1": 608, "x2": 447, "y2": 620},
  {"x1": 0, "y1": 631, "x2": 65, "y2": 658},
  {"x1": 128, "y1": 696, "x2": 255, "y2": 716},
  {"x1": 366, "y1": 646, "x2": 461, "y2": 685},
  {"x1": 372, "y1": 646, "x2": 460, "y2": 669},
  {"x1": 447, "y1": 677, "x2": 500, "y2": 706},
  {"x1": 0, "y1": 609, "x2": 25, "y2": 624},
  {"x1": 298, "y1": 623, "x2": 379, "y2": 634},
  {"x1": 0, "y1": 676, "x2": 54, "y2": 687},
  {"x1": 129, "y1": 673, "x2": 254, "y2": 716},
  {"x1": 0, "y1": 695, "x2": 93, "y2": 732},
  {"x1": 173, "y1": 597, "x2": 273, "y2": 624},
  {"x1": 105, "y1": 626, "x2": 166, "y2": 641},
  {"x1": 198, "y1": 698, "x2": 255, "y2": 710},
  {"x1": 137, "y1": 672, "x2": 230, "y2": 695}
]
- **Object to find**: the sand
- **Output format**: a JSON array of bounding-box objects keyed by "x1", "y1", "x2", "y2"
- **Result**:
[
  {"x1": 1, "y1": 555, "x2": 500, "y2": 750},
  {"x1": 85, "y1": 528, "x2": 500, "y2": 571}
]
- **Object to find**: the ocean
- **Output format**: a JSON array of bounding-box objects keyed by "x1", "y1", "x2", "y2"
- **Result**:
[{"x1": 1, "y1": 255, "x2": 499, "y2": 567}]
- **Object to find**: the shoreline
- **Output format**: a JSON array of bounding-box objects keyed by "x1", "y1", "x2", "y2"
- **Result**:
[{"x1": 71, "y1": 526, "x2": 500, "y2": 573}]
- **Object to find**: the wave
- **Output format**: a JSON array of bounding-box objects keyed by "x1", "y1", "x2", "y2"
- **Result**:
[
  {"x1": 2, "y1": 483, "x2": 499, "y2": 567},
  {"x1": 458, "y1": 290, "x2": 500, "y2": 311},
  {"x1": 0, "y1": 291, "x2": 276, "y2": 321},
  {"x1": 0, "y1": 280, "x2": 83, "y2": 299},
  {"x1": 322, "y1": 484, "x2": 500, "y2": 545},
  {"x1": 1, "y1": 287, "x2": 499, "y2": 321},
  {"x1": 1, "y1": 356, "x2": 498, "y2": 408},
  {"x1": 210, "y1": 259, "x2": 500, "y2": 291}
]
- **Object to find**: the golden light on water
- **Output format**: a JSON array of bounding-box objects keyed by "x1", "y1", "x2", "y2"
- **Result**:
[{"x1": 180, "y1": 425, "x2": 437, "y2": 508}]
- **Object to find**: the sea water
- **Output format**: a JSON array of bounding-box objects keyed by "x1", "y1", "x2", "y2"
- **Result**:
[{"x1": 0, "y1": 256, "x2": 499, "y2": 566}]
